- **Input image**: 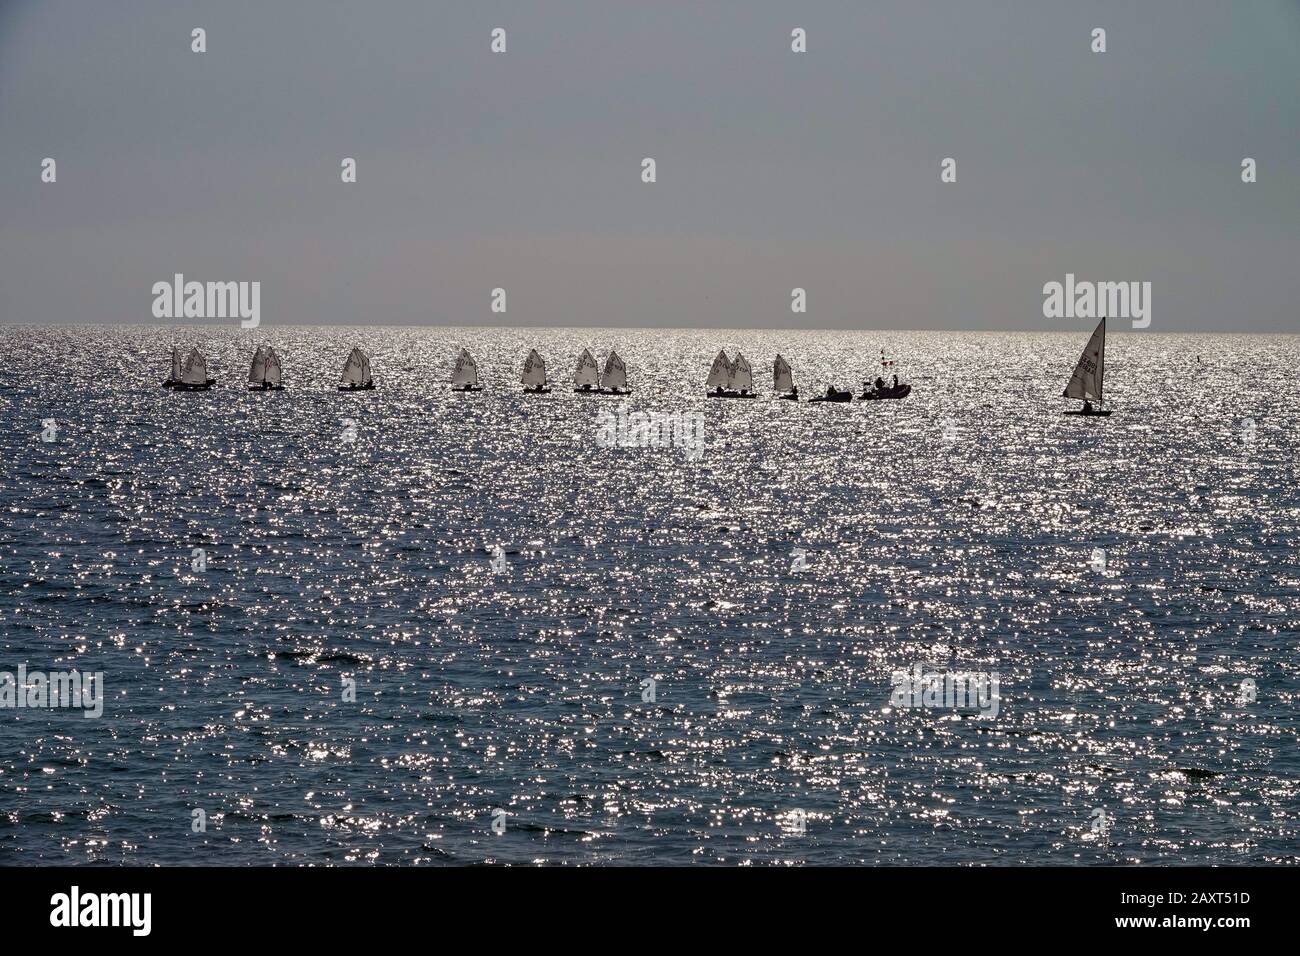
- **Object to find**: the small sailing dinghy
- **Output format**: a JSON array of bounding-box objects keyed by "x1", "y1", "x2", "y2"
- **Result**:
[
  {"x1": 706, "y1": 350, "x2": 733, "y2": 397},
  {"x1": 1062, "y1": 317, "x2": 1111, "y2": 416},
  {"x1": 338, "y1": 346, "x2": 375, "y2": 391},
  {"x1": 521, "y1": 348, "x2": 552, "y2": 393},
  {"x1": 162, "y1": 347, "x2": 184, "y2": 388},
  {"x1": 574, "y1": 348, "x2": 601, "y2": 393},
  {"x1": 859, "y1": 350, "x2": 911, "y2": 400},
  {"x1": 600, "y1": 350, "x2": 630, "y2": 395},
  {"x1": 706, "y1": 350, "x2": 756, "y2": 398},
  {"x1": 774, "y1": 354, "x2": 799, "y2": 400},
  {"x1": 173, "y1": 347, "x2": 216, "y2": 391},
  {"x1": 451, "y1": 348, "x2": 482, "y2": 392},
  {"x1": 248, "y1": 345, "x2": 285, "y2": 391}
]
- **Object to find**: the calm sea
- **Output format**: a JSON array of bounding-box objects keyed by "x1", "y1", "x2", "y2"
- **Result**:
[{"x1": 0, "y1": 324, "x2": 1296, "y2": 865}]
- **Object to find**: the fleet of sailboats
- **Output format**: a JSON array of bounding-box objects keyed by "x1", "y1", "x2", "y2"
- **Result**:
[
  {"x1": 521, "y1": 348, "x2": 552, "y2": 393},
  {"x1": 1062, "y1": 317, "x2": 1110, "y2": 415},
  {"x1": 152, "y1": 339, "x2": 1114, "y2": 417},
  {"x1": 337, "y1": 346, "x2": 375, "y2": 391}
]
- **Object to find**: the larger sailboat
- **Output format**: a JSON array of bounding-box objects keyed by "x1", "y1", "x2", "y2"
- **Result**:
[{"x1": 1062, "y1": 317, "x2": 1110, "y2": 416}]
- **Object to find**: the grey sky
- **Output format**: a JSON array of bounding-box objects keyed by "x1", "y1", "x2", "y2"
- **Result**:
[{"x1": 1, "y1": 0, "x2": 1297, "y2": 331}]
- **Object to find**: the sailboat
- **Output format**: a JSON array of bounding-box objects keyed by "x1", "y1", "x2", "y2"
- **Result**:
[
  {"x1": 521, "y1": 348, "x2": 551, "y2": 393},
  {"x1": 707, "y1": 350, "x2": 756, "y2": 398},
  {"x1": 600, "y1": 350, "x2": 630, "y2": 395},
  {"x1": 173, "y1": 348, "x2": 215, "y2": 391},
  {"x1": 248, "y1": 345, "x2": 285, "y2": 391},
  {"x1": 773, "y1": 354, "x2": 798, "y2": 400},
  {"x1": 451, "y1": 348, "x2": 482, "y2": 392},
  {"x1": 162, "y1": 346, "x2": 184, "y2": 388},
  {"x1": 1062, "y1": 317, "x2": 1110, "y2": 416},
  {"x1": 706, "y1": 350, "x2": 732, "y2": 397},
  {"x1": 338, "y1": 346, "x2": 375, "y2": 391},
  {"x1": 859, "y1": 349, "x2": 911, "y2": 400},
  {"x1": 574, "y1": 348, "x2": 601, "y2": 393}
]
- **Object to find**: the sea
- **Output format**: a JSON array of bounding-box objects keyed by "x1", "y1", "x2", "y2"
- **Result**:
[{"x1": 0, "y1": 324, "x2": 1296, "y2": 865}]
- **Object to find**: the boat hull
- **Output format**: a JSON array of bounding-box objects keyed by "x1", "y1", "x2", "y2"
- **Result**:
[
  {"x1": 859, "y1": 384, "x2": 911, "y2": 400},
  {"x1": 600, "y1": 388, "x2": 631, "y2": 396},
  {"x1": 1063, "y1": 408, "x2": 1112, "y2": 416},
  {"x1": 810, "y1": 392, "x2": 853, "y2": 403},
  {"x1": 173, "y1": 379, "x2": 216, "y2": 392},
  {"x1": 338, "y1": 382, "x2": 376, "y2": 392},
  {"x1": 248, "y1": 383, "x2": 285, "y2": 391},
  {"x1": 707, "y1": 389, "x2": 756, "y2": 399},
  {"x1": 451, "y1": 385, "x2": 482, "y2": 392},
  {"x1": 523, "y1": 386, "x2": 552, "y2": 394},
  {"x1": 777, "y1": 392, "x2": 799, "y2": 401}
]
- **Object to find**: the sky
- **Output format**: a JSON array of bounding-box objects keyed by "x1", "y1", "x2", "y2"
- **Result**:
[{"x1": 1, "y1": 0, "x2": 1297, "y2": 331}]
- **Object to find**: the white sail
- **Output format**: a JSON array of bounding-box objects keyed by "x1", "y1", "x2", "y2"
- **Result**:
[
  {"x1": 263, "y1": 348, "x2": 282, "y2": 386},
  {"x1": 452, "y1": 348, "x2": 478, "y2": 387},
  {"x1": 1063, "y1": 318, "x2": 1105, "y2": 403},
  {"x1": 521, "y1": 348, "x2": 546, "y2": 387},
  {"x1": 179, "y1": 348, "x2": 207, "y2": 386},
  {"x1": 774, "y1": 354, "x2": 793, "y2": 393},
  {"x1": 574, "y1": 349, "x2": 599, "y2": 389},
  {"x1": 170, "y1": 347, "x2": 182, "y2": 382},
  {"x1": 248, "y1": 346, "x2": 267, "y2": 384},
  {"x1": 603, "y1": 351, "x2": 627, "y2": 391},
  {"x1": 731, "y1": 353, "x2": 754, "y2": 392},
  {"x1": 706, "y1": 350, "x2": 731, "y2": 389},
  {"x1": 340, "y1": 347, "x2": 370, "y2": 387}
]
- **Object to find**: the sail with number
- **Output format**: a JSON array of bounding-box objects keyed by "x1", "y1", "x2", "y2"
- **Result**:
[
  {"x1": 574, "y1": 349, "x2": 599, "y2": 389},
  {"x1": 521, "y1": 349, "x2": 547, "y2": 387},
  {"x1": 170, "y1": 347, "x2": 183, "y2": 382},
  {"x1": 452, "y1": 349, "x2": 478, "y2": 387},
  {"x1": 263, "y1": 348, "x2": 282, "y2": 387},
  {"x1": 603, "y1": 351, "x2": 627, "y2": 392},
  {"x1": 706, "y1": 350, "x2": 731, "y2": 390},
  {"x1": 248, "y1": 346, "x2": 267, "y2": 384},
  {"x1": 340, "y1": 347, "x2": 371, "y2": 387},
  {"x1": 730, "y1": 353, "x2": 753, "y2": 392},
  {"x1": 774, "y1": 354, "x2": 793, "y2": 393},
  {"x1": 179, "y1": 348, "x2": 208, "y2": 386},
  {"x1": 1063, "y1": 317, "x2": 1105, "y2": 403}
]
